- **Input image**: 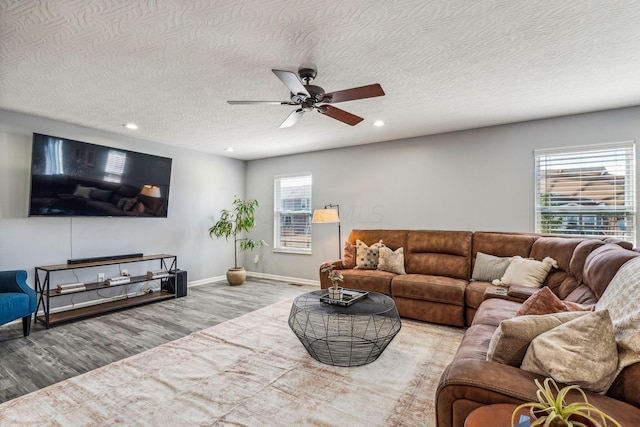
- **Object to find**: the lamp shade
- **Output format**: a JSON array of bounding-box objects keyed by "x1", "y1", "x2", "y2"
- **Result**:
[
  {"x1": 140, "y1": 185, "x2": 161, "y2": 198},
  {"x1": 312, "y1": 208, "x2": 340, "y2": 223}
]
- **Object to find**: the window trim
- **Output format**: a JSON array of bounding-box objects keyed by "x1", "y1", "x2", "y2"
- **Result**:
[{"x1": 273, "y1": 173, "x2": 312, "y2": 255}]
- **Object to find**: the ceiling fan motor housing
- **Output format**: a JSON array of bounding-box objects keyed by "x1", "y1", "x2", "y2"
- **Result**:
[
  {"x1": 298, "y1": 67, "x2": 317, "y2": 83},
  {"x1": 290, "y1": 84, "x2": 326, "y2": 104}
]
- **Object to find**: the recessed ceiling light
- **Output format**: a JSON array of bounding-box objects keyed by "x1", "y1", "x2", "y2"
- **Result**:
[
  {"x1": 373, "y1": 120, "x2": 385, "y2": 127},
  {"x1": 123, "y1": 123, "x2": 138, "y2": 130},
  {"x1": 224, "y1": 147, "x2": 234, "y2": 152}
]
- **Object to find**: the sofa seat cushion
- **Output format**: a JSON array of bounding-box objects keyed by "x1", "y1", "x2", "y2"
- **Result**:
[
  {"x1": 465, "y1": 281, "x2": 493, "y2": 310},
  {"x1": 471, "y1": 298, "x2": 521, "y2": 328},
  {"x1": 339, "y1": 269, "x2": 395, "y2": 296},
  {"x1": 392, "y1": 274, "x2": 466, "y2": 306},
  {"x1": 451, "y1": 324, "x2": 496, "y2": 363},
  {"x1": 0, "y1": 293, "x2": 30, "y2": 324}
]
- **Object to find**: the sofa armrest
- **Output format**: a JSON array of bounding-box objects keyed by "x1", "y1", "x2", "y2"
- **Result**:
[
  {"x1": 436, "y1": 359, "x2": 640, "y2": 427},
  {"x1": 506, "y1": 285, "x2": 537, "y2": 302},
  {"x1": 482, "y1": 286, "x2": 526, "y2": 304},
  {"x1": 0, "y1": 270, "x2": 36, "y2": 311}
]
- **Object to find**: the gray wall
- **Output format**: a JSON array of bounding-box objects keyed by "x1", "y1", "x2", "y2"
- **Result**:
[
  {"x1": 245, "y1": 106, "x2": 640, "y2": 281},
  {"x1": 0, "y1": 110, "x2": 245, "y2": 298}
]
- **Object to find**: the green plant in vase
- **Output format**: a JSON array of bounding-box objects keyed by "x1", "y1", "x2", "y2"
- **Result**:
[
  {"x1": 208, "y1": 197, "x2": 266, "y2": 285},
  {"x1": 511, "y1": 378, "x2": 621, "y2": 427}
]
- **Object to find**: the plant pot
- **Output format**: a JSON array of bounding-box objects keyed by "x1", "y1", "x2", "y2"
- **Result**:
[
  {"x1": 226, "y1": 267, "x2": 246, "y2": 286},
  {"x1": 328, "y1": 286, "x2": 343, "y2": 300},
  {"x1": 530, "y1": 408, "x2": 597, "y2": 427}
]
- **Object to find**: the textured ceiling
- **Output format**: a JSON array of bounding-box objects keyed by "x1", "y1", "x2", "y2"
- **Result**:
[{"x1": 2, "y1": 1, "x2": 640, "y2": 160}]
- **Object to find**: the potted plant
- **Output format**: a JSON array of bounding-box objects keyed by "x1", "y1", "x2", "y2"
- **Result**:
[
  {"x1": 511, "y1": 378, "x2": 621, "y2": 427},
  {"x1": 208, "y1": 197, "x2": 266, "y2": 285},
  {"x1": 321, "y1": 262, "x2": 344, "y2": 299}
]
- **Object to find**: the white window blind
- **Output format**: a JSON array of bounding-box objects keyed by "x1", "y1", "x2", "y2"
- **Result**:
[
  {"x1": 535, "y1": 141, "x2": 636, "y2": 244},
  {"x1": 104, "y1": 150, "x2": 127, "y2": 183},
  {"x1": 274, "y1": 173, "x2": 312, "y2": 253}
]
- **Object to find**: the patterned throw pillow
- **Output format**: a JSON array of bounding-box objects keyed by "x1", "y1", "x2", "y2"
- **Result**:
[
  {"x1": 377, "y1": 246, "x2": 406, "y2": 275},
  {"x1": 355, "y1": 239, "x2": 384, "y2": 270}
]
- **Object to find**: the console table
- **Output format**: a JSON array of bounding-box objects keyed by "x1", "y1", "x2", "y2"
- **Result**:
[
  {"x1": 288, "y1": 290, "x2": 402, "y2": 366},
  {"x1": 34, "y1": 254, "x2": 177, "y2": 328}
]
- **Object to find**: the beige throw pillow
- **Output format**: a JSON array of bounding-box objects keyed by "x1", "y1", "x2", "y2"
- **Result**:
[
  {"x1": 487, "y1": 311, "x2": 588, "y2": 366},
  {"x1": 377, "y1": 246, "x2": 406, "y2": 275},
  {"x1": 355, "y1": 239, "x2": 384, "y2": 270},
  {"x1": 492, "y1": 256, "x2": 558, "y2": 288},
  {"x1": 471, "y1": 252, "x2": 512, "y2": 282},
  {"x1": 520, "y1": 310, "x2": 618, "y2": 394}
]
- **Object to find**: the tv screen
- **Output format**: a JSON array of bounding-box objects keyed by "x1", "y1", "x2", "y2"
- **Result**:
[{"x1": 29, "y1": 133, "x2": 172, "y2": 217}]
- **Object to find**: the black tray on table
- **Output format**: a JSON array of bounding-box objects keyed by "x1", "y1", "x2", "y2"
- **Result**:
[{"x1": 319, "y1": 289, "x2": 369, "y2": 306}]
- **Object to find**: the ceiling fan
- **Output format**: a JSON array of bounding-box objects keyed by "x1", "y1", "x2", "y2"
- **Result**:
[{"x1": 227, "y1": 67, "x2": 385, "y2": 128}]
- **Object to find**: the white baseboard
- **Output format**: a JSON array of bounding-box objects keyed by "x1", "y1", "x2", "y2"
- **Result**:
[
  {"x1": 246, "y1": 271, "x2": 319, "y2": 286},
  {"x1": 187, "y1": 272, "x2": 319, "y2": 287},
  {"x1": 187, "y1": 276, "x2": 226, "y2": 287}
]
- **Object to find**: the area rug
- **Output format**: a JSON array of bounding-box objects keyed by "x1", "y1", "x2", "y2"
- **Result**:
[{"x1": 0, "y1": 299, "x2": 464, "y2": 426}]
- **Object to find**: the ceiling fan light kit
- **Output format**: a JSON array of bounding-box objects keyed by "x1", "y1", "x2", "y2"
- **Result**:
[{"x1": 227, "y1": 67, "x2": 385, "y2": 128}]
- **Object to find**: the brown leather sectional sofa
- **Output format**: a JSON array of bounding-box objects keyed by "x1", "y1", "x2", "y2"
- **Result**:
[{"x1": 318, "y1": 229, "x2": 640, "y2": 426}]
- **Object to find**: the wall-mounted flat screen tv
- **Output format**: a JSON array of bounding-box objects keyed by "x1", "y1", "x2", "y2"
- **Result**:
[{"x1": 29, "y1": 133, "x2": 172, "y2": 217}]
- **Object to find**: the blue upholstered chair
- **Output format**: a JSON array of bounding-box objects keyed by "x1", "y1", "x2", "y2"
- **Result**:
[{"x1": 0, "y1": 270, "x2": 37, "y2": 336}]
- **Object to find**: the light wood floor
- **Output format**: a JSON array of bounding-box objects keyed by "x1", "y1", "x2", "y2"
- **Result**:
[{"x1": 0, "y1": 278, "x2": 318, "y2": 404}]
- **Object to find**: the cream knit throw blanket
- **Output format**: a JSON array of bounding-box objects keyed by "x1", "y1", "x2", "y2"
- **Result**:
[{"x1": 595, "y1": 257, "x2": 640, "y2": 375}]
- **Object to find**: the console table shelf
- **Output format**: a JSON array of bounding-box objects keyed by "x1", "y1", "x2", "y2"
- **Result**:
[
  {"x1": 35, "y1": 254, "x2": 177, "y2": 328},
  {"x1": 37, "y1": 292, "x2": 175, "y2": 326}
]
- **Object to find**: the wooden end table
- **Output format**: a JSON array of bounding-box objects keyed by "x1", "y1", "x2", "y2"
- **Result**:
[{"x1": 465, "y1": 403, "x2": 530, "y2": 427}]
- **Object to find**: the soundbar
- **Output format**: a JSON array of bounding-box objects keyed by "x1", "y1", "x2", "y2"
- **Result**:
[{"x1": 67, "y1": 253, "x2": 143, "y2": 265}]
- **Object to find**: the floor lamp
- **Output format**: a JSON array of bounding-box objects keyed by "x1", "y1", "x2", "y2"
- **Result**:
[{"x1": 312, "y1": 204, "x2": 341, "y2": 258}]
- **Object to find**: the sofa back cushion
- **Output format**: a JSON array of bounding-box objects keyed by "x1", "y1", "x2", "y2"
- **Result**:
[
  {"x1": 583, "y1": 244, "x2": 640, "y2": 299},
  {"x1": 530, "y1": 237, "x2": 583, "y2": 298},
  {"x1": 471, "y1": 232, "x2": 537, "y2": 272},
  {"x1": 348, "y1": 230, "x2": 407, "y2": 251},
  {"x1": 405, "y1": 230, "x2": 472, "y2": 279}
]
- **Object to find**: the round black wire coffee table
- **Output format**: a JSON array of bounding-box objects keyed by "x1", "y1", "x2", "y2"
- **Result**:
[{"x1": 288, "y1": 290, "x2": 402, "y2": 367}]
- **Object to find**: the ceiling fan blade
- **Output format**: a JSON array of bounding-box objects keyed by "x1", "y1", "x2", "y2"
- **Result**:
[
  {"x1": 227, "y1": 100, "x2": 295, "y2": 105},
  {"x1": 280, "y1": 109, "x2": 304, "y2": 128},
  {"x1": 272, "y1": 69, "x2": 310, "y2": 97},
  {"x1": 325, "y1": 84, "x2": 385, "y2": 104},
  {"x1": 318, "y1": 105, "x2": 364, "y2": 126}
]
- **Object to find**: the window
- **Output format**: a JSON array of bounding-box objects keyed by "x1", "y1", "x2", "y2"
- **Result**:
[
  {"x1": 104, "y1": 150, "x2": 127, "y2": 183},
  {"x1": 274, "y1": 173, "x2": 312, "y2": 253},
  {"x1": 535, "y1": 141, "x2": 636, "y2": 244}
]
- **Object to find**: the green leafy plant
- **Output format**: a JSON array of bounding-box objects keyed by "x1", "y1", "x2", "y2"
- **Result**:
[
  {"x1": 511, "y1": 378, "x2": 621, "y2": 427},
  {"x1": 208, "y1": 198, "x2": 266, "y2": 268}
]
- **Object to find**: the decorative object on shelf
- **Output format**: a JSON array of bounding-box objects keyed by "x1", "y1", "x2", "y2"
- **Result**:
[
  {"x1": 511, "y1": 378, "x2": 621, "y2": 427},
  {"x1": 208, "y1": 197, "x2": 266, "y2": 286},
  {"x1": 312, "y1": 204, "x2": 341, "y2": 258}
]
